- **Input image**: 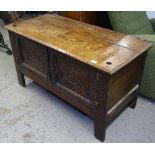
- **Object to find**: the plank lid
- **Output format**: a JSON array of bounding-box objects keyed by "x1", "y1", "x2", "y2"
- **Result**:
[{"x1": 5, "y1": 14, "x2": 152, "y2": 74}]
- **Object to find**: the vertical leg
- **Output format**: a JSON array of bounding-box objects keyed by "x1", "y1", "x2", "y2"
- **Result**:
[
  {"x1": 8, "y1": 32, "x2": 26, "y2": 87},
  {"x1": 17, "y1": 71, "x2": 26, "y2": 87},
  {"x1": 128, "y1": 97, "x2": 137, "y2": 109},
  {"x1": 94, "y1": 116, "x2": 106, "y2": 142}
]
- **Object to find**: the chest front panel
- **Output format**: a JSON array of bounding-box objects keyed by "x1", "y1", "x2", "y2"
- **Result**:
[{"x1": 15, "y1": 35, "x2": 49, "y2": 81}]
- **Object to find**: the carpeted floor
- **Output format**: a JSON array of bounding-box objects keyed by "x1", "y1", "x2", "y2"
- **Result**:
[{"x1": 0, "y1": 20, "x2": 155, "y2": 143}]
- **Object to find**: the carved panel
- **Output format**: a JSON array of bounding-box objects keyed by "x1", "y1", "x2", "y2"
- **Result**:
[
  {"x1": 48, "y1": 49, "x2": 109, "y2": 112},
  {"x1": 56, "y1": 55, "x2": 90, "y2": 99},
  {"x1": 18, "y1": 37, "x2": 48, "y2": 76}
]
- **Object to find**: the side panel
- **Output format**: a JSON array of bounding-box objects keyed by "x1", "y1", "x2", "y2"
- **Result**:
[{"x1": 107, "y1": 53, "x2": 147, "y2": 121}]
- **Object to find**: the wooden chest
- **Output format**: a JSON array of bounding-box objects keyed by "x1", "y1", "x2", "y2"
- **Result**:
[{"x1": 5, "y1": 14, "x2": 151, "y2": 141}]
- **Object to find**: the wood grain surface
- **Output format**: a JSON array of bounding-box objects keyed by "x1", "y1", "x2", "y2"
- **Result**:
[{"x1": 5, "y1": 14, "x2": 152, "y2": 74}]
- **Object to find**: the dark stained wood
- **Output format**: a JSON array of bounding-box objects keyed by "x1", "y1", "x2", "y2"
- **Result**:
[
  {"x1": 107, "y1": 86, "x2": 139, "y2": 123},
  {"x1": 128, "y1": 97, "x2": 137, "y2": 109},
  {"x1": 58, "y1": 11, "x2": 111, "y2": 28},
  {"x1": 9, "y1": 31, "x2": 26, "y2": 87},
  {"x1": 59, "y1": 11, "x2": 97, "y2": 24},
  {"x1": 56, "y1": 55, "x2": 90, "y2": 98},
  {"x1": 107, "y1": 53, "x2": 146, "y2": 111},
  {"x1": 6, "y1": 14, "x2": 151, "y2": 142}
]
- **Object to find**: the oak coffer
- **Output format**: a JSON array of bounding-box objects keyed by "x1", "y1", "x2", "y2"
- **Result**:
[{"x1": 5, "y1": 14, "x2": 152, "y2": 142}]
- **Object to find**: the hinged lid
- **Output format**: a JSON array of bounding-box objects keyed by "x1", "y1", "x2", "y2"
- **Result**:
[{"x1": 5, "y1": 14, "x2": 152, "y2": 74}]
